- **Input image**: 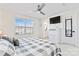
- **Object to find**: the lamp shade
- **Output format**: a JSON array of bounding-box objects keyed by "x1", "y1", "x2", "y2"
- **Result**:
[{"x1": 0, "y1": 31, "x2": 5, "y2": 36}]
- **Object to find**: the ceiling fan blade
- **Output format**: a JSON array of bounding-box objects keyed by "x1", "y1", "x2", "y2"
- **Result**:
[
  {"x1": 40, "y1": 11, "x2": 45, "y2": 15},
  {"x1": 38, "y1": 3, "x2": 45, "y2": 11},
  {"x1": 37, "y1": 5, "x2": 40, "y2": 10}
]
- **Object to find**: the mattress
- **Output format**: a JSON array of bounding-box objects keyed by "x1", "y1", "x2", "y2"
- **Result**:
[{"x1": 15, "y1": 37, "x2": 59, "y2": 56}]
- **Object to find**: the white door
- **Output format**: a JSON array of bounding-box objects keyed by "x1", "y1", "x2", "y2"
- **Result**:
[
  {"x1": 77, "y1": 11, "x2": 79, "y2": 47},
  {"x1": 61, "y1": 11, "x2": 78, "y2": 46}
]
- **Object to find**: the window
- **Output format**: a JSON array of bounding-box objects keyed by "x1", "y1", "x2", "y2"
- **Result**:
[{"x1": 16, "y1": 17, "x2": 33, "y2": 35}]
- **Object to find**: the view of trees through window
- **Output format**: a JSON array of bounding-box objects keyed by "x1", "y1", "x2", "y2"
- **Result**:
[{"x1": 16, "y1": 17, "x2": 33, "y2": 35}]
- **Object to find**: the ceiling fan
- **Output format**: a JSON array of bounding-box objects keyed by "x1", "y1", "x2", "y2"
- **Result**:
[{"x1": 34, "y1": 3, "x2": 46, "y2": 15}]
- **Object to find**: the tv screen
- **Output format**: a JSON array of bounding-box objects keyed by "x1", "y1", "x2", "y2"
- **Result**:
[{"x1": 50, "y1": 16, "x2": 60, "y2": 24}]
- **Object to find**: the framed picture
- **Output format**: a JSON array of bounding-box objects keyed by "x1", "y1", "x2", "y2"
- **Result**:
[{"x1": 65, "y1": 18, "x2": 72, "y2": 37}]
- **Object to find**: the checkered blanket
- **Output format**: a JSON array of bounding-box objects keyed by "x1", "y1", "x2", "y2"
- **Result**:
[
  {"x1": 0, "y1": 39, "x2": 15, "y2": 56},
  {"x1": 0, "y1": 37, "x2": 61, "y2": 56},
  {"x1": 15, "y1": 37, "x2": 60, "y2": 56}
]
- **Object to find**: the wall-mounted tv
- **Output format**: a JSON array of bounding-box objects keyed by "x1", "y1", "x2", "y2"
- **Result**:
[{"x1": 50, "y1": 16, "x2": 60, "y2": 24}]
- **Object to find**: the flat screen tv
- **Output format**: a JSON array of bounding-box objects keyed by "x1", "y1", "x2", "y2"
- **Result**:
[{"x1": 50, "y1": 16, "x2": 60, "y2": 24}]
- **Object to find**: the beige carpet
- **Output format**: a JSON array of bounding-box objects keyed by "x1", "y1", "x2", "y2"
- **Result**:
[{"x1": 59, "y1": 44, "x2": 79, "y2": 56}]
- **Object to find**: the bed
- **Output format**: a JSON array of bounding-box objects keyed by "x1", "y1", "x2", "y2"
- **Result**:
[
  {"x1": 0, "y1": 38, "x2": 15, "y2": 56},
  {"x1": 0, "y1": 36, "x2": 61, "y2": 56}
]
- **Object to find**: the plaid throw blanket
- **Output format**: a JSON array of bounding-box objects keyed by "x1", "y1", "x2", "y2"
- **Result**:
[
  {"x1": 0, "y1": 37, "x2": 61, "y2": 56},
  {"x1": 0, "y1": 39, "x2": 15, "y2": 56},
  {"x1": 15, "y1": 37, "x2": 60, "y2": 56}
]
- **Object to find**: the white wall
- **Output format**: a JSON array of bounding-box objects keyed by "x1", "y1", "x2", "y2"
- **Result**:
[
  {"x1": 40, "y1": 18, "x2": 49, "y2": 39},
  {"x1": 0, "y1": 9, "x2": 16, "y2": 38},
  {"x1": 0, "y1": 8, "x2": 42, "y2": 38},
  {"x1": 32, "y1": 18, "x2": 41, "y2": 38},
  {"x1": 46, "y1": 9, "x2": 79, "y2": 47},
  {"x1": 76, "y1": 9, "x2": 79, "y2": 47}
]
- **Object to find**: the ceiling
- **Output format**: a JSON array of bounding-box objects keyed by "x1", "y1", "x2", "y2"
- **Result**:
[{"x1": 0, "y1": 3, "x2": 79, "y2": 19}]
